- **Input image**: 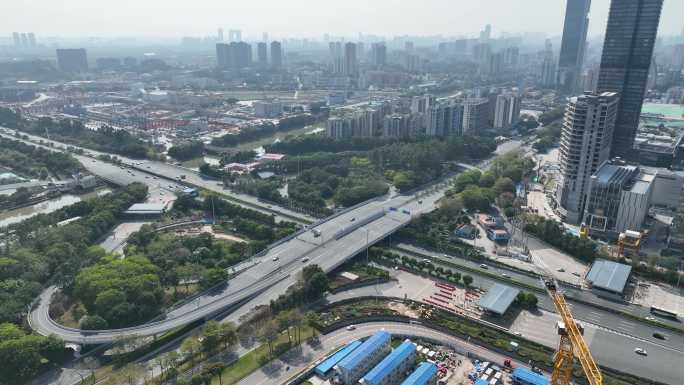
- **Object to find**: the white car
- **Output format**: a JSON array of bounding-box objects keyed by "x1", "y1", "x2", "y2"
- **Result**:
[
  {"x1": 634, "y1": 348, "x2": 648, "y2": 356},
  {"x1": 479, "y1": 264, "x2": 489, "y2": 269},
  {"x1": 272, "y1": 256, "x2": 279, "y2": 262},
  {"x1": 346, "y1": 325, "x2": 356, "y2": 331}
]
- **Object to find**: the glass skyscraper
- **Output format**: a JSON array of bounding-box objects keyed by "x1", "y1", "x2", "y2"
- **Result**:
[
  {"x1": 597, "y1": 0, "x2": 663, "y2": 158},
  {"x1": 557, "y1": 0, "x2": 591, "y2": 94}
]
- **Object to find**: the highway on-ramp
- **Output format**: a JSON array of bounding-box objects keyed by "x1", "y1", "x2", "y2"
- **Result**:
[{"x1": 28, "y1": 181, "x2": 449, "y2": 344}]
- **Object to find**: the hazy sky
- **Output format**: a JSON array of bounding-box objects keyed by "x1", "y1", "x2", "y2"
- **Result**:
[{"x1": 4, "y1": 0, "x2": 683, "y2": 39}]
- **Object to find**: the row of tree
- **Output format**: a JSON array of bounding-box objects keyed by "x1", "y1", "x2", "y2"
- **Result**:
[
  {"x1": 17, "y1": 116, "x2": 154, "y2": 159},
  {"x1": 0, "y1": 136, "x2": 82, "y2": 180},
  {"x1": 168, "y1": 141, "x2": 205, "y2": 161},
  {"x1": 211, "y1": 114, "x2": 318, "y2": 147}
]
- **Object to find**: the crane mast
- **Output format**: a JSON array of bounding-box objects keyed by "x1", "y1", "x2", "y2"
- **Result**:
[{"x1": 544, "y1": 279, "x2": 603, "y2": 385}]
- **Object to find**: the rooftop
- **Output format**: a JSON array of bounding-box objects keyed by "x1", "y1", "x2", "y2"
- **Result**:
[
  {"x1": 124, "y1": 203, "x2": 167, "y2": 215},
  {"x1": 478, "y1": 283, "x2": 520, "y2": 315},
  {"x1": 337, "y1": 331, "x2": 390, "y2": 372},
  {"x1": 362, "y1": 340, "x2": 416, "y2": 385},
  {"x1": 512, "y1": 368, "x2": 549, "y2": 385},
  {"x1": 400, "y1": 362, "x2": 438, "y2": 385},
  {"x1": 586, "y1": 259, "x2": 632, "y2": 294},
  {"x1": 315, "y1": 340, "x2": 361, "y2": 376}
]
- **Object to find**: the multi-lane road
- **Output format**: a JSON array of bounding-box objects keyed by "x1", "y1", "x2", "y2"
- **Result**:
[
  {"x1": 29, "y1": 182, "x2": 450, "y2": 344},
  {"x1": 0, "y1": 126, "x2": 313, "y2": 224},
  {"x1": 345, "y1": 253, "x2": 684, "y2": 384},
  {"x1": 11, "y1": 126, "x2": 683, "y2": 383}
]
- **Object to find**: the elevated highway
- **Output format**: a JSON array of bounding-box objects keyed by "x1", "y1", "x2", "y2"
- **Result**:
[{"x1": 29, "y1": 180, "x2": 450, "y2": 344}]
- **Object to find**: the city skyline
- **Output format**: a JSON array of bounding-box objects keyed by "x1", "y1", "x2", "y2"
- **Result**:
[{"x1": 3, "y1": 0, "x2": 683, "y2": 39}]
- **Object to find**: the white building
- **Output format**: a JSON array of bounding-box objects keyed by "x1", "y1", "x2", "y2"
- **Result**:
[
  {"x1": 555, "y1": 92, "x2": 619, "y2": 224},
  {"x1": 493, "y1": 93, "x2": 521, "y2": 130},
  {"x1": 462, "y1": 98, "x2": 489, "y2": 133},
  {"x1": 254, "y1": 100, "x2": 283, "y2": 118}
]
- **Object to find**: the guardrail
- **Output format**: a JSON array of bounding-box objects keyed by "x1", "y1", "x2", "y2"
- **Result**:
[{"x1": 334, "y1": 210, "x2": 386, "y2": 240}]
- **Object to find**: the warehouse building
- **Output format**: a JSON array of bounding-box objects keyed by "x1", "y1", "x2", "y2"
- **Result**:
[
  {"x1": 478, "y1": 283, "x2": 520, "y2": 316},
  {"x1": 335, "y1": 331, "x2": 391, "y2": 385},
  {"x1": 360, "y1": 339, "x2": 417, "y2": 385},
  {"x1": 400, "y1": 362, "x2": 438, "y2": 385},
  {"x1": 586, "y1": 259, "x2": 632, "y2": 300}
]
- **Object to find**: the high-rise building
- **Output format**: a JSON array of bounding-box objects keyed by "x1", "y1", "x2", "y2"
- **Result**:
[
  {"x1": 56, "y1": 48, "x2": 89, "y2": 72},
  {"x1": 597, "y1": 0, "x2": 663, "y2": 158},
  {"x1": 270, "y1": 41, "x2": 282, "y2": 69},
  {"x1": 344, "y1": 42, "x2": 357, "y2": 76},
  {"x1": 541, "y1": 56, "x2": 557, "y2": 88},
  {"x1": 228, "y1": 29, "x2": 242, "y2": 42},
  {"x1": 462, "y1": 98, "x2": 489, "y2": 133},
  {"x1": 216, "y1": 42, "x2": 252, "y2": 69},
  {"x1": 405, "y1": 41, "x2": 414, "y2": 52},
  {"x1": 257, "y1": 42, "x2": 268, "y2": 66},
  {"x1": 487, "y1": 52, "x2": 504, "y2": 76},
  {"x1": 371, "y1": 43, "x2": 387, "y2": 68},
  {"x1": 234, "y1": 42, "x2": 252, "y2": 68},
  {"x1": 472, "y1": 43, "x2": 491, "y2": 64},
  {"x1": 217, "y1": 28, "x2": 224, "y2": 42},
  {"x1": 383, "y1": 114, "x2": 418, "y2": 138},
  {"x1": 20, "y1": 33, "x2": 29, "y2": 48},
  {"x1": 502, "y1": 47, "x2": 519, "y2": 68},
  {"x1": 27, "y1": 32, "x2": 36, "y2": 47},
  {"x1": 12, "y1": 32, "x2": 20, "y2": 47},
  {"x1": 216, "y1": 43, "x2": 230, "y2": 68},
  {"x1": 480, "y1": 24, "x2": 492, "y2": 42},
  {"x1": 557, "y1": 0, "x2": 591, "y2": 94},
  {"x1": 493, "y1": 93, "x2": 522, "y2": 130},
  {"x1": 555, "y1": 92, "x2": 619, "y2": 224}
]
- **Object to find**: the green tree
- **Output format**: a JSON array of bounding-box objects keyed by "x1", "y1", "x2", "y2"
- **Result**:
[
  {"x1": 463, "y1": 275, "x2": 473, "y2": 287},
  {"x1": 79, "y1": 315, "x2": 108, "y2": 330}
]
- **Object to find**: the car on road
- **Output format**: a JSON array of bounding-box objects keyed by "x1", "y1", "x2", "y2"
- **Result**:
[
  {"x1": 513, "y1": 331, "x2": 522, "y2": 336},
  {"x1": 502, "y1": 273, "x2": 510, "y2": 278},
  {"x1": 645, "y1": 316, "x2": 656, "y2": 321},
  {"x1": 346, "y1": 325, "x2": 356, "y2": 331},
  {"x1": 634, "y1": 348, "x2": 648, "y2": 356},
  {"x1": 557, "y1": 268, "x2": 565, "y2": 273},
  {"x1": 418, "y1": 200, "x2": 423, "y2": 204},
  {"x1": 572, "y1": 272, "x2": 581, "y2": 277},
  {"x1": 653, "y1": 332, "x2": 666, "y2": 340},
  {"x1": 272, "y1": 256, "x2": 279, "y2": 262},
  {"x1": 301, "y1": 257, "x2": 309, "y2": 263},
  {"x1": 350, "y1": 217, "x2": 356, "y2": 222},
  {"x1": 479, "y1": 264, "x2": 489, "y2": 269}
]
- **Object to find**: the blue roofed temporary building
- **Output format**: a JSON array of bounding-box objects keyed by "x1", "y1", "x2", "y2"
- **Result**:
[
  {"x1": 361, "y1": 339, "x2": 417, "y2": 385},
  {"x1": 512, "y1": 368, "x2": 549, "y2": 385},
  {"x1": 315, "y1": 340, "x2": 362, "y2": 377},
  {"x1": 400, "y1": 362, "x2": 438, "y2": 385},
  {"x1": 474, "y1": 379, "x2": 489, "y2": 385},
  {"x1": 336, "y1": 331, "x2": 391, "y2": 385},
  {"x1": 586, "y1": 259, "x2": 632, "y2": 295},
  {"x1": 478, "y1": 283, "x2": 520, "y2": 316}
]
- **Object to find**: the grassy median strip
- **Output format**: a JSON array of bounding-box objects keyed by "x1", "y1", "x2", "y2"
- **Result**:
[{"x1": 211, "y1": 325, "x2": 315, "y2": 385}]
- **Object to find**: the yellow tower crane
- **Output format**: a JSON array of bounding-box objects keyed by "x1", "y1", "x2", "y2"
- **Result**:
[{"x1": 543, "y1": 278, "x2": 602, "y2": 385}]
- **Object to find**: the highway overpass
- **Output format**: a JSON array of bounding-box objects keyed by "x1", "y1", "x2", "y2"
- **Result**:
[{"x1": 28, "y1": 183, "x2": 449, "y2": 344}]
